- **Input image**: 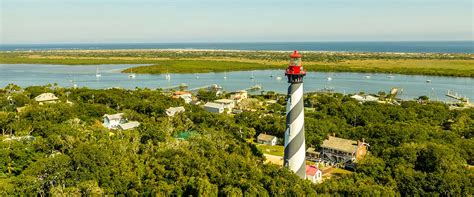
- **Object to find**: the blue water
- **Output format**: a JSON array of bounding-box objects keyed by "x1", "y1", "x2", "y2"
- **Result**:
[
  {"x1": 1, "y1": 64, "x2": 472, "y2": 102},
  {"x1": 1, "y1": 41, "x2": 473, "y2": 53}
]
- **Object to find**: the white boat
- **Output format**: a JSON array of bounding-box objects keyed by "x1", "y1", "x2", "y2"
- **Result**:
[
  {"x1": 95, "y1": 67, "x2": 101, "y2": 78},
  {"x1": 195, "y1": 75, "x2": 200, "y2": 79},
  {"x1": 276, "y1": 76, "x2": 282, "y2": 81},
  {"x1": 327, "y1": 77, "x2": 332, "y2": 81},
  {"x1": 387, "y1": 75, "x2": 395, "y2": 79},
  {"x1": 165, "y1": 73, "x2": 171, "y2": 80},
  {"x1": 128, "y1": 68, "x2": 136, "y2": 79},
  {"x1": 426, "y1": 80, "x2": 432, "y2": 83},
  {"x1": 364, "y1": 76, "x2": 371, "y2": 79}
]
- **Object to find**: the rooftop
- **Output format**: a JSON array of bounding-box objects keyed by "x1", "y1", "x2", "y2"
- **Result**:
[
  {"x1": 204, "y1": 102, "x2": 224, "y2": 109},
  {"x1": 321, "y1": 136, "x2": 359, "y2": 153},
  {"x1": 104, "y1": 113, "x2": 124, "y2": 120},
  {"x1": 119, "y1": 121, "x2": 140, "y2": 130},
  {"x1": 34, "y1": 93, "x2": 59, "y2": 102},
  {"x1": 214, "y1": 99, "x2": 235, "y2": 104},
  {"x1": 257, "y1": 133, "x2": 277, "y2": 142},
  {"x1": 306, "y1": 165, "x2": 319, "y2": 176}
]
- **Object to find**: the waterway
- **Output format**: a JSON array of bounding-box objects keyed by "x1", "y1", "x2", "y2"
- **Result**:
[{"x1": 1, "y1": 64, "x2": 472, "y2": 101}]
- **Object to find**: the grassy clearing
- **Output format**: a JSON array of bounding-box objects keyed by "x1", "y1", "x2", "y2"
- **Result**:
[
  {"x1": 256, "y1": 144, "x2": 284, "y2": 157},
  {"x1": 1, "y1": 51, "x2": 472, "y2": 77}
]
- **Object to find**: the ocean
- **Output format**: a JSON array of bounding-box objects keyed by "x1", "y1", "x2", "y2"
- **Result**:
[{"x1": 1, "y1": 41, "x2": 473, "y2": 53}]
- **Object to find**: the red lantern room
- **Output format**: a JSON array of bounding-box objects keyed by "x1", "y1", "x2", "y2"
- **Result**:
[{"x1": 285, "y1": 50, "x2": 306, "y2": 83}]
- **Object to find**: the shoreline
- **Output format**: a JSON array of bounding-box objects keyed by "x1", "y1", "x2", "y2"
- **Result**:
[{"x1": 2, "y1": 48, "x2": 473, "y2": 55}]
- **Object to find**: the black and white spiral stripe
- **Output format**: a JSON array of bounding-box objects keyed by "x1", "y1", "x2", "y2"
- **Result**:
[{"x1": 283, "y1": 82, "x2": 306, "y2": 179}]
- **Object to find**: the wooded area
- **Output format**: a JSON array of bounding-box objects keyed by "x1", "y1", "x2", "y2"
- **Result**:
[{"x1": 0, "y1": 84, "x2": 472, "y2": 195}]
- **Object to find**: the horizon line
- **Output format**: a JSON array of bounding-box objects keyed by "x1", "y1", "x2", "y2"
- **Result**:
[{"x1": 2, "y1": 40, "x2": 473, "y2": 45}]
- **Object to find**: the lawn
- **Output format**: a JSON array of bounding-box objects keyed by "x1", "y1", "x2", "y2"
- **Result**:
[{"x1": 256, "y1": 144, "x2": 285, "y2": 157}]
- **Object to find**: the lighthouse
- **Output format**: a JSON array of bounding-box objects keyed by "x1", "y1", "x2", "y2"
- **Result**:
[{"x1": 284, "y1": 50, "x2": 306, "y2": 179}]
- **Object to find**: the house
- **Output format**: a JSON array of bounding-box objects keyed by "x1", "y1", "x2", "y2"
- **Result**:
[
  {"x1": 257, "y1": 133, "x2": 278, "y2": 146},
  {"x1": 320, "y1": 135, "x2": 368, "y2": 164},
  {"x1": 204, "y1": 102, "x2": 224, "y2": 113},
  {"x1": 230, "y1": 90, "x2": 248, "y2": 103},
  {"x1": 214, "y1": 99, "x2": 235, "y2": 112},
  {"x1": 34, "y1": 93, "x2": 59, "y2": 104},
  {"x1": 306, "y1": 147, "x2": 320, "y2": 161},
  {"x1": 173, "y1": 91, "x2": 193, "y2": 104},
  {"x1": 306, "y1": 165, "x2": 323, "y2": 183},
  {"x1": 166, "y1": 106, "x2": 185, "y2": 117},
  {"x1": 350, "y1": 94, "x2": 379, "y2": 103},
  {"x1": 103, "y1": 113, "x2": 126, "y2": 129},
  {"x1": 118, "y1": 121, "x2": 140, "y2": 130}
]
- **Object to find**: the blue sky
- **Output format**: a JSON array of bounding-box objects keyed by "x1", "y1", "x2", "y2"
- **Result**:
[{"x1": 1, "y1": 0, "x2": 472, "y2": 44}]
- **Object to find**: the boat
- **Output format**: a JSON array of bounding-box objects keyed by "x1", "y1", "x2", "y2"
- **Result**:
[
  {"x1": 224, "y1": 72, "x2": 227, "y2": 80},
  {"x1": 426, "y1": 80, "x2": 432, "y2": 83},
  {"x1": 327, "y1": 77, "x2": 332, "y2": 81},
  {"x1": 128, "y1": 68, "x2": 136, "y2": 79},
  {"x1": 250, "y1": 71, "x2": 255, "y2": 79},
  {"x1": 364, "y1": 76, "x2": 371, "y2": 79},
  {"x1": 95, "y1": 67, "x2": 101, "y2": 78},
  {"x1": 387, "y1": 75, "x2": 395, "y2": 79},
  {"x1": 276, "y1": 76, "x2": 282, "y2": 81},
  {"x1": 195, "y1": 75, "x2": 200, "y2": 79},
  {"x1": 165, "y1": 73, "x2": 171, "y2": 80}
]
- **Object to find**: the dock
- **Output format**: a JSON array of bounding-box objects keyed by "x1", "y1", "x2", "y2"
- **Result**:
[{"x1": 446, "y1": 90, "x2": 469, "y2": 102}]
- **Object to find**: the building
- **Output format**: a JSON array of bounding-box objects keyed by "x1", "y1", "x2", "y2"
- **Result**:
[
  {"x1": 173, "y1": 91, "x2": 193, "y2": 104},
  {"x1": 204, "y1": 102, "x2": 224, "y2": 113},
  {"x1": 320, "y1": 135, "x2": 368, "y2": 164},
  {"x1": 257, "y1": 133, "x2": 278, "y2": 146},
  {"x1": 103, "y1": 113, "x2": 126, "y2": 129},
  {"x1": 306, "y1": 165, "x2": 322, "y2": 183},
  {"x1": 284, "y1": 50, "x2": 307, "y2": 179},
  {"x1": 118, "y1": 121, "x2": 140, "y2": 130},
  {"x1": 34, "y1": 93, "x2": 59, "y2": 104},
  {"x1": 306, "y1": 147, "x2": 320, "y2": 161},
  {"x1": 230, "y1": 90, "x2": 248, "y2": 103},
  {"x1": 350, "y1": 94, "x2": 379, "y2": 103},
  {"x1": 214, "y1": 99, "x2": 235, "y2": 112},
  {"x1": 166, "y1": 106, "x2": 185, "y2": 117}
]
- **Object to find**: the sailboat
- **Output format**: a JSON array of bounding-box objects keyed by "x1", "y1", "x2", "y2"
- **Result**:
[
  {"x1": 327, "y1": 77, "x2": 332, "y2": 81},
  {"x1": 128, "y1": 68, "x2": 136, "y2": 79},
  {"x1": 95, "y1": 67, "x2": 101, "y2": 78},
  {"x1": 250, "y1": 71, "x2": 255, "y2": 80},
  {"x1": 165, "y1": 73, "x2": 171, "y2": 80},
  {"x1": 224, "y1": 71, "x2": 227, "y2": 80}
]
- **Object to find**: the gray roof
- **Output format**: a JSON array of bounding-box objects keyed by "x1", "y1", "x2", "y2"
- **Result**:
[
  {"x1": 204, "y1": 102, "x2": 224, "y2": 109},
  {"x1": 321, "y1": 136, "x2": 359, "y2": 153},
  {"x1": 119, "y1": 121, "x2": 140, "y2": 130},
  {"x1": 257, "y1": 133, "x2": 277, "y2": 142},
  {"x1": 104, "y1": 113, "x2": 124, "y2": 121}
]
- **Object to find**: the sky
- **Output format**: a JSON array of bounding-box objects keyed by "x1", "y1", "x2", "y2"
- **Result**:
[{"x1": 1, "y1": 0, "x2": 473, "y2": 44}]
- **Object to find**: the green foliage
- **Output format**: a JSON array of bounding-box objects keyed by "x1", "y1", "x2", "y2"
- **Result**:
[{"x1": 0, "y1": 85, "x2": 472, "y2": 195}]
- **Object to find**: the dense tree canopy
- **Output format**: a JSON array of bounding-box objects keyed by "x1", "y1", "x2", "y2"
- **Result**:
[{"x1": 0, "y1": 85, "x2": 472, "y2": 195}]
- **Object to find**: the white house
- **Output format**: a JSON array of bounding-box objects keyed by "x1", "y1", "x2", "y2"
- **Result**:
[
  {"x1": 306, "y1": 165, "x2": 322, "y2": 183},
  {"x1": 173, "y1": 91, "x2": 193, "y2": 104},
  {"x1": 118, "y1": 121, "x2": 140, "y2": 130},
  {"x1": 103, "y1": 113, "x2": 126, "y2": 129},
  {"x1": 214, "y1": 99, "x2": 235, "y2": 112},
  {"x1": 34, "y1": 93, "x2": 59, "y2": 104},
  {"x1": 350, "y1": 94, "x2": 379, "y2": 103},
  {"x1": 166, "y1": 106, "x2": 185, "y2": 117},
  {"x1": 230, "y1": 90, "x2": 248, "y2": 103},
  {"x1": 204, "y1": 102, "x2": 224, "y2": 113},
  {"x1": 257, "y1": 133, "x2": 278, "y2": 146}
]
